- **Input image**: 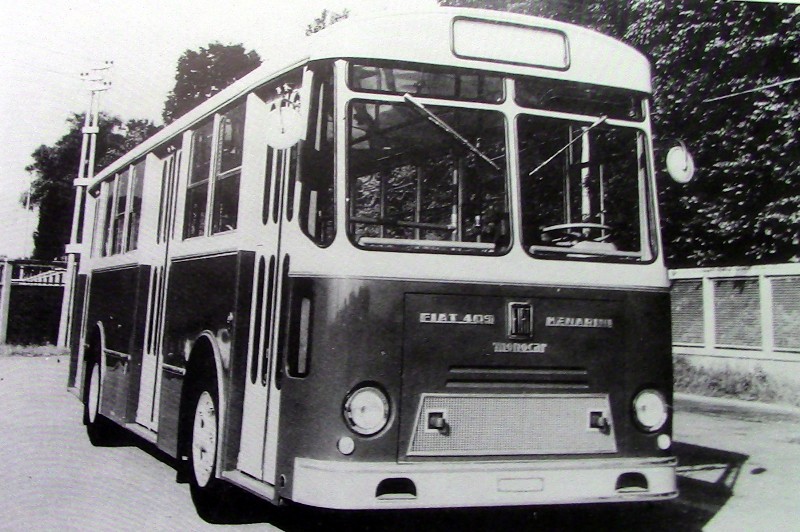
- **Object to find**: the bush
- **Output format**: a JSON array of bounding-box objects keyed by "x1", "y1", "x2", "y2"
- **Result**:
[
  {"x1": 673, "y1": 355, "x2": 800, "y2": 407},
  {"x1": 0, "y1": 344, "x2": 68, "y2": 357}
]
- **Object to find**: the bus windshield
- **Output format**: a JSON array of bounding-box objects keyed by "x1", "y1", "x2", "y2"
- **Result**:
[
  {"x1": 347, "y1": 100, "x2": 508, "y2": 254},
  {"x1": 518, "y1": 115, "x2": 651, "y2": 260}
]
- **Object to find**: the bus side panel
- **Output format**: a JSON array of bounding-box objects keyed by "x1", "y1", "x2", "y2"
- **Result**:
[
  {"x1": 87, "y1": 265, "x2": 150, "y2": 423},
  {"x1": 274, "y1": 277, "x2": 406, "y2": 497},
  {"x1": 156, "y1": 251, "x2": 249, "y2": 459},
  {"x1": 67, "y1": 273, "x2": 88, "y2": 391}
]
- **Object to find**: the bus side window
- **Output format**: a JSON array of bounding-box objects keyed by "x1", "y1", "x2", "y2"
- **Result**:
[
  {"x1": 100, "y1": 180, "x2": 114, "y2": 257},
  {"x1": 184, "y1": 120, "x2": 213, "y2": 238},
  {"x1": 126, "y1": 159, "x2": 146, "y2": 251},
  {"x1": 212, "y1": 102, "x2": 245, "y2": 234},
  {"x1": 299, "y1": 63, "x2": 336, "y2": 247}
]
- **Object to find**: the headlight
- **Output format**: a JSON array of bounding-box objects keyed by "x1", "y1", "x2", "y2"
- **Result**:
[
  {"x1": 343, "y1": 385, "x2": 390, "y2": 436},
  {"x1": 633, "y1": 389, "x2": 668, "y2": 432}
]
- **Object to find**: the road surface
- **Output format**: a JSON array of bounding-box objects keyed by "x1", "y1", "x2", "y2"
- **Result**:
[{"x1": 0, "y1": 356, "x2": 798, "y2": 531}]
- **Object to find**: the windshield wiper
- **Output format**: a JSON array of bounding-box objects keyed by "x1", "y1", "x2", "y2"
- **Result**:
[
  {"x1": 528, "y1": 115, "x2": 607, "y2": 176},
  {"x1": 403, "y1": 93, "x2": 501, "y2": 171}
]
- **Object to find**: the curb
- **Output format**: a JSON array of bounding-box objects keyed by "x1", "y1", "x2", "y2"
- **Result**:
[{"x1": 675, "y1": 392, "x2": 800, "y2": 418}]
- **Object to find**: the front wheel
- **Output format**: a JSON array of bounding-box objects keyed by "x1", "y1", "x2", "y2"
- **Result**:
[
  {"x1": 191, "y1": 390, "x2": 219, "y2": 489},
  {"x1": 187, "y1": 372, "x2": 235, "y2": 522}
]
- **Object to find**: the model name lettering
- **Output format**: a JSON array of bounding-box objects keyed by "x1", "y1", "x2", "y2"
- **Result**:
[
  {"x1": 545, "y1": 316, "x2": 614, "y2": 328},
  {"x1": 492, "y1": 342, "x2": 548, "y2": 353},
  {"x1": 419, "y1": 313, "x2": 496, "y2": 325}
]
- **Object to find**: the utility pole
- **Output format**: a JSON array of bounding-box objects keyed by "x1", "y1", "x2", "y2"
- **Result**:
[{"x1": 57, "y1": 61, "x2": 112, "y2": 348}]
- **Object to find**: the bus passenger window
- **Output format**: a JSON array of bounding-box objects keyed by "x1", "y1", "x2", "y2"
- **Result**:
[
  {"x1": 126, "y1": 159, "x2": 146, "y2": 251},
  {"x1": 112, "y1": 169, "x2": 129, "y2": 254},
  {"x1": 184, "y1": 120, "x2": 213, "y2": 238},
  {"x1": 100, "y1": 181, "x2": 114, "y2": 257},
  {"x1": 212, "y1": 103, "x2": 245, "y2": 234},
  {"x1": 299, "y1": 64, "x2": 335, "y2": 246}
]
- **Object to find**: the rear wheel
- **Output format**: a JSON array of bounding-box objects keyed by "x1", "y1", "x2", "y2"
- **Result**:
[{"x1": 83, "y1": 358, "x2": 115, "y2": 445}]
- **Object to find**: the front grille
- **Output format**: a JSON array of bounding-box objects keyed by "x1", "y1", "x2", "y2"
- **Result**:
[
  {"x1": 407, "y1": 393, "x2": 616, "y2": 457},
  {"x1": 446, "y1": 366, "x2": 589, "y2": 390}
]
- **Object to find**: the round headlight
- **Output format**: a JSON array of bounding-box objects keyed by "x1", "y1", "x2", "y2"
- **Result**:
[
  {"x1": 343, "y1": 385, "x2": 390, "y2": 436},
  {"x1": 633, "y1": 389, "x2": 668, "y2": 432}
]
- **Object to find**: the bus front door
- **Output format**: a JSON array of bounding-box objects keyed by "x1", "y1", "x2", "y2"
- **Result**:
[{"x1": 238, "y1": 144, "x2": 294, "y2": 483}]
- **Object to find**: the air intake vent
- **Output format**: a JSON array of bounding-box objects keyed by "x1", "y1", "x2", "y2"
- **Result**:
[
  {"x1": 408, "y1": 393, "x2": 616, "y2": 456},
  {"x1": 446, "y1": 366, "x2": 589, "y2": 390}
]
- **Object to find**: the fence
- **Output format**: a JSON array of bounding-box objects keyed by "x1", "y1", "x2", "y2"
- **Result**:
[
  {"x1": 670, "y1": 264, "x2": 800, "y2": 383},
  {"x1": 0, "y1": 260, "x2": 66, "y2": 345}
]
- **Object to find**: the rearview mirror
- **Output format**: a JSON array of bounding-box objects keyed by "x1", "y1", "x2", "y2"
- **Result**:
[
  {"x1": 264, "y1": 68, "x2": 314, "y2": 149},
  {"x1": 665, "y1": 141, "x2": 695, "y2": 184}
]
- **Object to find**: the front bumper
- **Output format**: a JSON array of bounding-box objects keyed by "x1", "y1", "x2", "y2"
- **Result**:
[{"x1": 291, "y1": 455, "x2": 677, "y2": 509}]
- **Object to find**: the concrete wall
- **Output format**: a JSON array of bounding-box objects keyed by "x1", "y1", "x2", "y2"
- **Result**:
[{"x1": 671, "y1": 264, "x2": 800, "y2": 385}]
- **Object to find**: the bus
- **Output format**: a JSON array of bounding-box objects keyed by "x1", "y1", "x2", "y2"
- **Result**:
[{"x1": 66, "y1": 7, "x2": 680, "y2": 518}]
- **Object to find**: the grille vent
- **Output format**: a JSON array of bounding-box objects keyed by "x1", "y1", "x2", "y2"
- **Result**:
[
  {"x1": 446, "y1": 366, "x2": 589, "y2": 390},
  {"x1": 714, "y1": 279, "x2": 761, "y2": 348},
  {"x1": 408, "y1": 393, "x2": 616, "y2": 457},
  {"x1": 671, "y1": 279, "x2": 704, "y2": 344},
  {"x1": 772, "y1": 277, "x2": 800, "y2": 350}
]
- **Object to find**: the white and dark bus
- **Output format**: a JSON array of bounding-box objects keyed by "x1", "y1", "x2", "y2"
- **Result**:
[{"x1": 67, "y1": 8, "x2": 679, "y2": 516}]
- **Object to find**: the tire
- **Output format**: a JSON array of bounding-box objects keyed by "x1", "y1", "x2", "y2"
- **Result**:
[
  {"x1": 187, "y1": 369, "x2": 234, "y2": 523},
  {"x1": 83, "y1": 358, "x2": 116, "y2": 446}
]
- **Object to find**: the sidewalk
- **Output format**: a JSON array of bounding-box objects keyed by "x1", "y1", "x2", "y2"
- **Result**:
[
  {"x1": 672, "y1": 391, "x2": 800, "y2": 532},
  {"x1": 675, "y1": 391, "x2": 800, "y2": 419}
]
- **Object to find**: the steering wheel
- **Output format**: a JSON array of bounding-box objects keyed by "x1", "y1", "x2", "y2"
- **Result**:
[{"x1": 541, "y1": 223, "x2": 612, "y2": 244}]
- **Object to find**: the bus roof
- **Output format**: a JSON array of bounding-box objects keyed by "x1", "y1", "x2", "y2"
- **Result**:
[{"x1": 90, "y1": 7, "x2": 650, "y2": 187}]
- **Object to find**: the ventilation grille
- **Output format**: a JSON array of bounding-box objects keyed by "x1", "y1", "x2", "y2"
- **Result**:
[
  {"x1": 446, "y1": 366, "x2": 589, "y2": 390},
  {"x1": 772, "y1": 277, "x2": 800, "y2": 351},
  {"x1": 714, "y1": 279, "x2": 761, "y2": 348},
  {"x1": 671, "y1": 279, "x2": 704, "y2": 344},
  {"x1": 407, "y1": 393, "x2": 616, "y2": 457}
]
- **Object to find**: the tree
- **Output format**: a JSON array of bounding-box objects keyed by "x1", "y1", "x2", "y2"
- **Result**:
[
  {"x1": 625, "y1": 1, "x2": 800, "y2": 266},
  {"x1": 23, "y1": 114, "x2": 159, "y2": 260},
  {"x1": 162, "y1": 42, "x2": 261, "y2": 124},
  {"x1": 305, "y1": 8, "x2": 350, "y2": 35}
]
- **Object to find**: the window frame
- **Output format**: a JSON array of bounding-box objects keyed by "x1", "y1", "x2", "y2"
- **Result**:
[
  {"x1": 516, "y1": 111, "x2": 656, "y2": 264},
  {"x1": 345, "y1": 97, "x2": 511, "y2": 256},
  {"x1": 211, "y1": 101, "x2": 246, "y2": 234},
  {"x1": 184, "y1": 119, "x2": 215, "y2": 239}
]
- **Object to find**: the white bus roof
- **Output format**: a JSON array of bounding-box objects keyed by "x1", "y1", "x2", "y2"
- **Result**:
[{"x1": 90, "y1": 7, "x2": 650, "y2": 187}]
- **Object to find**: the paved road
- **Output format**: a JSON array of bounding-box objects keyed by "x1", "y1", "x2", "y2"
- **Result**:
[{"x1": 1, "y1": 356, "x2": 798, "y2": 531}]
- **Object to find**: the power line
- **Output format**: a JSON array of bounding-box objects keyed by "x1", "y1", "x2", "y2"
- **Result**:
[{"x1": 702, "y1": 76, "x2": 800, "y2": 103}]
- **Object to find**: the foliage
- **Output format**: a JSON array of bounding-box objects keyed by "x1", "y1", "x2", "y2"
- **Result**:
[
  {"x1": 162, "y1": 42, "x2": 261, "y2": 124},
  {"x1": 673, "y1": 355, "x2": 800, "y2": 407},
  {"x1": 305, "y1": 8, "x2": 350, "y2": 35},
  {"x1": 626, "y1": 1, "x2": 800, "y2": 267},
  {"x1": 440, "y1": 0, "x2": 800, "y2": 267},
  {"x1": 23, "y1": 114, "x2": 160, "y2": 260}
]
